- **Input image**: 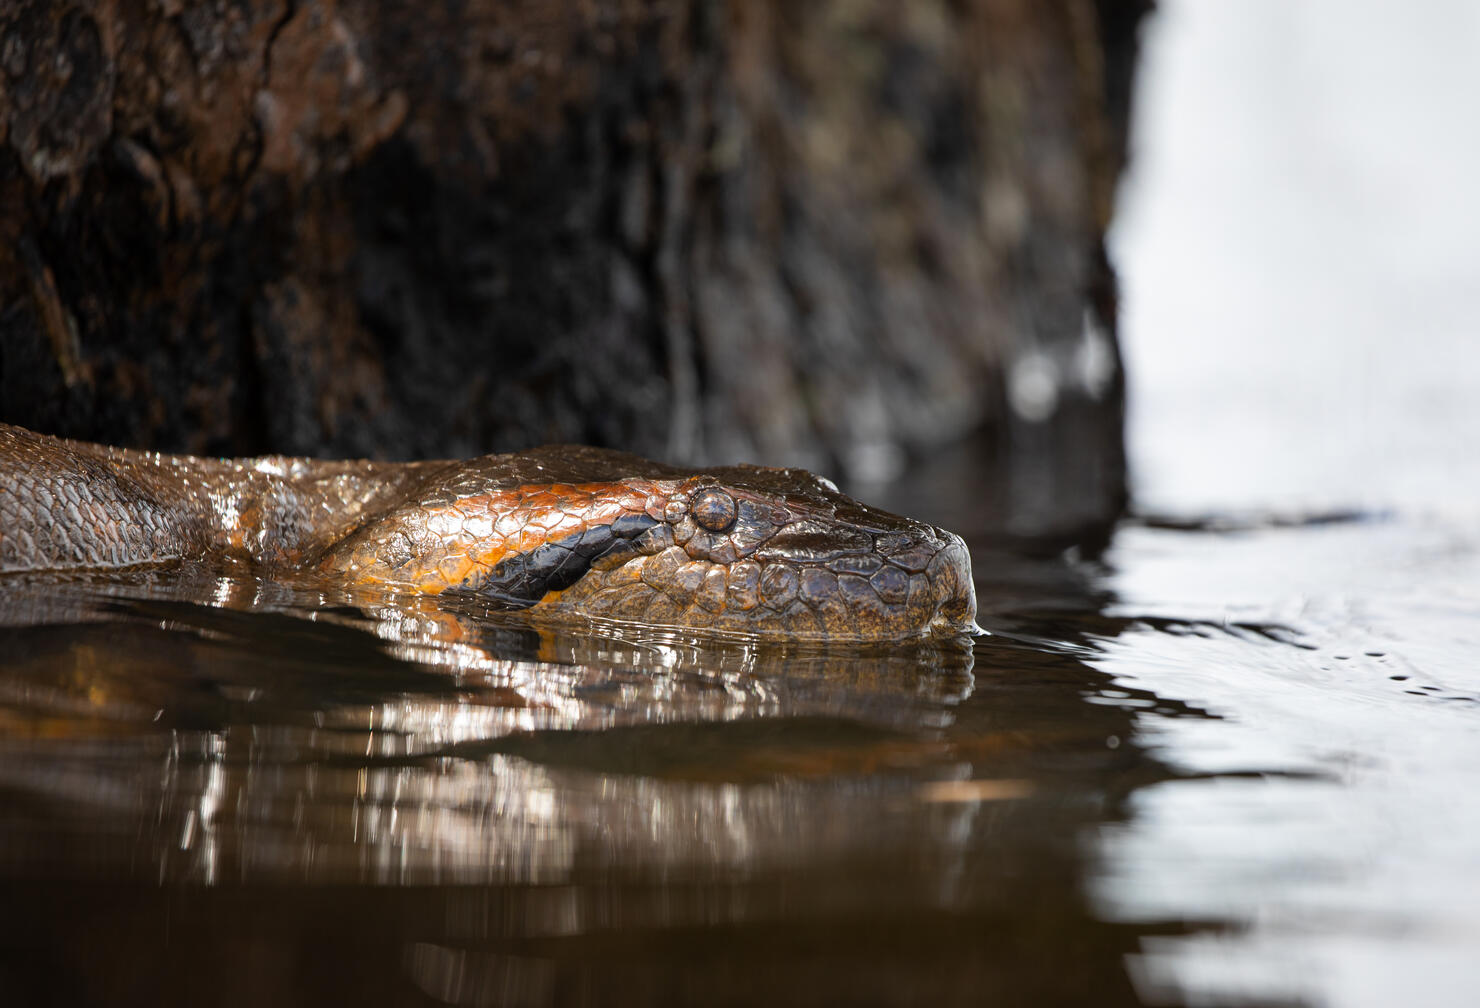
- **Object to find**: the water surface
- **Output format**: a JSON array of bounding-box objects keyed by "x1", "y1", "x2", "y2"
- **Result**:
[
  {"x1": 2, "y1": 488, "x2": 1474, "y2": 1007},
  {"x1": 0, "y1": 554, "x2": 1173, "y2": 1006}
]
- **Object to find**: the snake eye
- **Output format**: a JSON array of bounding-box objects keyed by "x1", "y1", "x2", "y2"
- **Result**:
[{"x1": 690, "y1": 488, "x2": 738, "y2": 533}]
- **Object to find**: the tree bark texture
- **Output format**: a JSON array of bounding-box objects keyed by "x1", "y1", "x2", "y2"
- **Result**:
[{"x1": 0, "y1": 0, "x2": 1147, "y2": 538}]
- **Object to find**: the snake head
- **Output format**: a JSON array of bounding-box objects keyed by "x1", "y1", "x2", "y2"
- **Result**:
[{"x1": 324, "y1": 449, "x2": 977, "y2": 642}]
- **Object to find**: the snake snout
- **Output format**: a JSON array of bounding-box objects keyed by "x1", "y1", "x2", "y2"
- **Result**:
[
  {"x1": 866, "y1": 524, "x2": 977, "y2": 638},
  {"x1": 924, "y1": 530, "x2": 978, "y2": 637}
]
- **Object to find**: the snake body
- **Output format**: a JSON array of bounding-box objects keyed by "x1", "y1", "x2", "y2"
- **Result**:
[{"x1": 0, "y1": 424, "x2": 976, "y2": 640}]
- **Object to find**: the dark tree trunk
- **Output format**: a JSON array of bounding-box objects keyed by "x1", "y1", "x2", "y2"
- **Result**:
[{"x1": 0, "y1": 0, "x2": 1147, "y2": 540}]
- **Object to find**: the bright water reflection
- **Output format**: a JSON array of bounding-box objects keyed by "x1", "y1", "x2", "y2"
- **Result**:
[
  {"x1": 0, "y1": 570, "x2": 981, "y2": 884},
  {"x1": 1091, "y1": 519, "x2": 1480, "y2": 1007}
]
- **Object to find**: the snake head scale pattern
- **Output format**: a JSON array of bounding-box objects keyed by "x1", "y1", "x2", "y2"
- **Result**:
[
  {"x1": 0, "y1": 428, "x2": 977, "y2": 642},
  {"x1": 321, "y1": 447, "x2": 978, "y2": 641}
]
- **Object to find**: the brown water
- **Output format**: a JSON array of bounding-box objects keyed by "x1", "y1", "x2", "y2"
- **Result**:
[
  {"x1": 7, "y1": 506, "x2": 1452, "y2": 1006},
  {"x1": 0, "y1": 544, "x2": 1172, "y2": 1006}
]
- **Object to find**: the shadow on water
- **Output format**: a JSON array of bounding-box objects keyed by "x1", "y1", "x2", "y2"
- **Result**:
[{"x1": 0, "y1": 556, "x2": 1302, "y2": 1007}]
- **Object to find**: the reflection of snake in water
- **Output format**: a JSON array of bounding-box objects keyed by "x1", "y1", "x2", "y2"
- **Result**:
[{"x1": 0, "y1": 424, "x2": 976, "y2": 641}]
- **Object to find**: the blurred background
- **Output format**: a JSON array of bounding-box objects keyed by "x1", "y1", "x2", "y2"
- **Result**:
[
  {"x1": 1109, "y1": 2, "x2": 1480, "y2": 1004},
  {"x1": 0, "y1": 0, "x2": 1140, "y2": 543},
  {"x1": 1119, "y1": 0, "x2": 1480, "y2": 518}
]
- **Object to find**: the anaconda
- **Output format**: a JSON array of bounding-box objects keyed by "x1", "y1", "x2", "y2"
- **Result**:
[{"x1": 0, "y1": 424, "x2": 977, "y2": 641}]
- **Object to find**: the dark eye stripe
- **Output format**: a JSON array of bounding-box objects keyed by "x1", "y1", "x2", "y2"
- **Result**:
[
  {"x1": 468, "y1": 513, "x2": 658, "y2": 607},
  {"x1": 610, "y1": 513, "x2": 657, "y2": 538}
]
